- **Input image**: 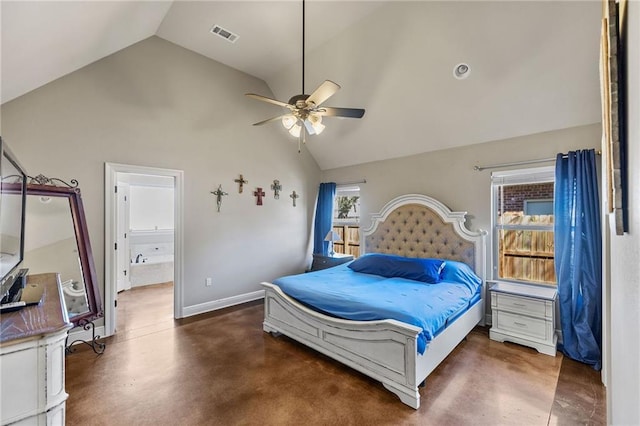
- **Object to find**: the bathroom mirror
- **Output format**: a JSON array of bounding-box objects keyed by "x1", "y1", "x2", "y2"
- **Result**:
[{"x1": 21, "y1": 180, "x2": 102, "y2": 325}]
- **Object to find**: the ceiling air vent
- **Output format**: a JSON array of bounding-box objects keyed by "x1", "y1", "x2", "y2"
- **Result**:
[{"x1": 210, "y1": 25, "x2": 239, "y2": 43}]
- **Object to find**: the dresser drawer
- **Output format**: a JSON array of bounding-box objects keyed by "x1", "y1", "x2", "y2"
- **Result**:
[
  {"x1": 495, "y1": 311, "x2": 547, "y2": 340},
  {"x1": 495, "y1": 293, "x2": 546, "y2": 317}
]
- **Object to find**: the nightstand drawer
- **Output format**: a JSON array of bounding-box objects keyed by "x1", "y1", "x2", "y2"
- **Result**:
[
  {"x1": 496, "y1": 311, "x2": 547, "y2": 340},
  {"x1": 314, "y1": 258, "x2": 332, "y2": 267},
  {"x1": 310, "y1": 254, "x2": 354, "y2": 271},
  {"x1": 495, "y1": 293, "x2": 546, "y2": 316}
]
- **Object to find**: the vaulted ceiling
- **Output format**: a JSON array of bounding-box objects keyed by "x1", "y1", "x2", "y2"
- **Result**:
[{"x1": 1, "y1": 1, "x2": 602, "y2": 170}]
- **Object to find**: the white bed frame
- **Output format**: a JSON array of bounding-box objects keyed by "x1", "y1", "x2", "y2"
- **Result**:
[{"x1": 262, "y1": 194, "x2": 486, "y2": 409}]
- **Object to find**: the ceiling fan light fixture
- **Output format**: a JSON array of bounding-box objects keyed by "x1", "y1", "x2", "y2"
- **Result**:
[
  {"x1": 288, "y1": 122, "x2": 302, "y2": 138},
  {"x1": 307, "y1": 114, "x2": 325, "y2": 135},
  {"x1": 303, "y1": 119, "x2": 317, "y2": 135},
  {"x1": 281, "y1": 115, "x2": 297, "y2": 130},
  {"x1": 244, "y1": 0, "x2": 365, "y2": 152}
]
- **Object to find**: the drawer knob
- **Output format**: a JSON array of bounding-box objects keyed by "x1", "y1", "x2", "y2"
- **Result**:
[
  {"x1": 514, "y1": 322, "x2": 528, "y2": 327},
  {"x1": 513, "y1": 303, "x2": 526, "y2": 307}
]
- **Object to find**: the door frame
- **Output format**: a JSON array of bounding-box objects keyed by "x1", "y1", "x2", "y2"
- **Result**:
[
  {"x1": 104, "y1": 162, "x2": 184, "y2": 336},
  {"x1": 116, "y1": 181, "x2": 131, "y2": 293}
]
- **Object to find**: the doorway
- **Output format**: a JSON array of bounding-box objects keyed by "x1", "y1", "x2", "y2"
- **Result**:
[{"x1": 104, "y1": 163, "x2": 184, "y2": 337}]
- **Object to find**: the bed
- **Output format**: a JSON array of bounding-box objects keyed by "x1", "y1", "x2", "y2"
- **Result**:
[{"x1": 261, "y1": 194, "x2": 486, "y2": 409}]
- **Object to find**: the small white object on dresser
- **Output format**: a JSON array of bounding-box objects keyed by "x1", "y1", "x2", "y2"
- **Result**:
[{"x1": 489, "y1": 281, "x2": 557, "y2": 356}]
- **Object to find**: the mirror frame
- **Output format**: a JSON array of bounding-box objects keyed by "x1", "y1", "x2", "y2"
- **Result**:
[{"x1": 26, "y1": 183, "x2": 102, "y2": 325}]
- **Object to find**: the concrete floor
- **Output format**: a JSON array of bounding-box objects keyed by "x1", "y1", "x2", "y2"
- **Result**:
[{"x1": 65, "y1": 283, "x2": 605, "y2": 425}]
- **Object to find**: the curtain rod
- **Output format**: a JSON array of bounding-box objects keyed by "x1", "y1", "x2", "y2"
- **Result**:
[
  {"x1": 336, "y1": 179, "x2": 366, "y2": 186},
  {"x1": 474, "y1": 150, "x2": 601, "y2": 172}
]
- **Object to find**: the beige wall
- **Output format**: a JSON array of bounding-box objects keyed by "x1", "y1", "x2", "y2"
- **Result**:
[
  {"x1": 606, "y1": 1, "x2": 640, "y2": 423},
  {"x1": 24, "y1": 237, "x2": 81, "y2": 284},
  {"x1": 1, "y1": 36, "x2": 321, "y2": 310},
  {"x1": 323, "y1": 123, "x2": 600, "y2": 237}
]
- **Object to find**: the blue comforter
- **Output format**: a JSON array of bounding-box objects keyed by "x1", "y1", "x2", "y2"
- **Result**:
[{"x1": 273, "y1": 263, "x2": 482, "y2": 355}]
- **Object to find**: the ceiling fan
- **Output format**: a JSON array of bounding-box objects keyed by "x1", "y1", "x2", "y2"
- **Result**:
[{"x1": 245, "y1": 0, "x2": 365, "y2": 152}]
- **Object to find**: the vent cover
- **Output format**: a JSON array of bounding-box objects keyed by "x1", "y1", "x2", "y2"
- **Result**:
[{"x1": 210, "y1": 25, "x2": 239, "y2": 43}]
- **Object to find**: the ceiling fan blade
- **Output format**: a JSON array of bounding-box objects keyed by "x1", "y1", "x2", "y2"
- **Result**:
[
  {"x1": 306, "y1": 80, "x2": 340, "y2": 107},
  {"x1": 317, "y1": 106, "x2": 366, "y2": 119},
  {"x1": 245, "y1": 93, "x2": 292, "y2": 108},
  {"x1": 252, "y1": 115, "x2": 288, "y2": 126}
]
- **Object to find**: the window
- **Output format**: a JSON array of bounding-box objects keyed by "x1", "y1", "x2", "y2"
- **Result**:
[
  {"x1": 491, "y1": 167, "x2": 556, "y2": 286},
  {"x1": 332, "y1": 185, "x2": 361, "y2": 257}
]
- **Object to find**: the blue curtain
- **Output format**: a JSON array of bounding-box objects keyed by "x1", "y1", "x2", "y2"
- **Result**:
[
  {"x1": 313, "y1": 182, "x2": 336, "y2": 255},
  {"x1": 554, "y1": 149, "x2": 602, "y2": 370}
]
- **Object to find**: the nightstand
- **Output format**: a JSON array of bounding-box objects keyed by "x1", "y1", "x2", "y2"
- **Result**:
[
  {"x1": 310, "y1": 253, "x2": 354, "y2": 271},
  {"x1": 489, "y1": 281, "x2": 557, "y2": 356}
]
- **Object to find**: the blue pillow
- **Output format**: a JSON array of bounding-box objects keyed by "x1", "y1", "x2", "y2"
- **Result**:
[
  {"x1": 441, "y1": 260, "x2": 482, "y2": 289},
  {"x1": 347, "y1": 253, "x2": 446, "y2": 284}
]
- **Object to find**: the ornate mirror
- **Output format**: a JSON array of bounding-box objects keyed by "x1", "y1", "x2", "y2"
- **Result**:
[{"x1": 21, "y1": 176, "x2": 102, "y2": 328}]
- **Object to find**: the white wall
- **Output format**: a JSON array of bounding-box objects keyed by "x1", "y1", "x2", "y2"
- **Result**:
[
  {"x1": 322, "y1": 123, "x2": 600, "y2": 238},
  {"x1": 23, "y1": 237, "x2": 81, "y2": 285},
  {"x1": 126, "y1": 173, "x2": 175, "y2": 231},
  {"x1": 1, "y1": 36, "x2": 321, "y2": 310},
  {"x1": 129, "y1": 185, "x2": 174, "y2": 231},
  {"x1": 23, "y1": 195, "x2": 73, "y2": 250},
  {"x1": 606, "y1": 1, "x2": 640, "y2": 423}
]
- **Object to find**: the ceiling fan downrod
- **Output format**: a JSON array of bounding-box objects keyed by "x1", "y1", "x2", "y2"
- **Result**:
[{"x1": 302, "y1": 0, "x2": 305, "y2": 96}]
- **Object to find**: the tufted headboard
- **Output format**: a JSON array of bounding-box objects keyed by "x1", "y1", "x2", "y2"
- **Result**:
[{"x1": 362, "y1": 194, "x2": 486, "y2": 279}]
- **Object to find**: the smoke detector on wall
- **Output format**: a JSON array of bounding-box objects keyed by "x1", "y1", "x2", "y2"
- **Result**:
[{"x1": 453, "y1": 63, "x2": 471, "y2": 80}]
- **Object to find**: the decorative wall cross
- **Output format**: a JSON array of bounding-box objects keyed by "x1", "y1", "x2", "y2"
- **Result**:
[
  {"x1": 211, "y1": 184, "x2": 228, "y2": 212},
  {"x1": 290, "y1": 190, "x2": 299, "y2": 207},
  {"x1": 254, "y1": 187, "x2": 266, "y2": 205},
  {"x1": 234, "y1": 174, "x2": 248, "y2": 193},
  {"x1": 271, "y1": 179, "x2": 282, "y2": 199}
]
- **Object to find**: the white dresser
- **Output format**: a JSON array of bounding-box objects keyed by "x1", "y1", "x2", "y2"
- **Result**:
[
  {"x1": 489, "y1": 281, "x2": 557, "y2": 356},
  {"x1": 1, "y1": 273, "x2": 72, "y2": 425}
]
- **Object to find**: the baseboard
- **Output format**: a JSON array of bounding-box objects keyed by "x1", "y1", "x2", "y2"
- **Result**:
[
  {"x1": 182, "y1": 290, "x2": 265, "y2": 318},
  {"x1": 67, "y1": 324, "x2": 106, "y2": 346}
]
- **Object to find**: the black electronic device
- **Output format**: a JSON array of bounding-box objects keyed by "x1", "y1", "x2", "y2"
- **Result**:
[
  {"x1": 1, "y1": 274, "x2": 23, "y2": 304},
  {"x1": 0, "y1": 137, "x2": 28, "y2": 294},
  {"x1": 14, "y1": 267, "x2": 28, "y2": 288},
  {"x1": 0, "y1": 267, "x2": 31, "y2": 310}
]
